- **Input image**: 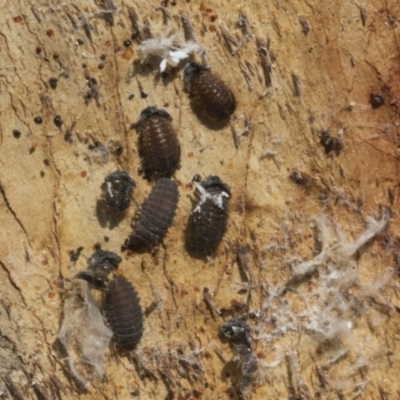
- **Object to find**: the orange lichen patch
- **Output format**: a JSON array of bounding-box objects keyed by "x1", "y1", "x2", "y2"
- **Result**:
[
  {"x1": 48, "y1": 292, "x2": 56, "y2": 299},
  {"x1": 122, "y1": 48, "x2": 134, "y2": 60},
  {"x1": 80, "y1": 170, "x2": 87, "y2": 178},
  {"x1": 29, "y1": 143, "x2": 37, "y2": 154},
  {"x1": 187, "y1": 151, "x2": 194, "y2": 158},
  {"x1": 13, "y1": 15, "x2": 25, "y2": 24},
  {"x1": 52, "y1": 279, "x2": 63, "y2": 289}
]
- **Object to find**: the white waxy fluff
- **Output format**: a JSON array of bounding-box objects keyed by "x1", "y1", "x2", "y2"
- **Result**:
[
  {"x1": 193, "y1": 182, "x2": 230, "y2": 213},
  {"x1": 139, "y1": 33, "x2": 201, "y2": 72}
]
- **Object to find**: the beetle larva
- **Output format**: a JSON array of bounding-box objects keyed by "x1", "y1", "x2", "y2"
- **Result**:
[
  {"x1": 102, "y1": 171, "x2": 136, "y2": 211},
  {"x1": 105, "y1": 275, "x2": 144, "y2": 350},
  {"x1": 184, "y1": 63, "x2": 237, "y2": 124},
  {"x1": 136, "y1": 107, "x2": 181, "y2": 180},
  {"x1": 128, "y1": 177, "x2": 179, "y2": 251},
  {"x1": 185, "y1": 176, "x2": 231, "y2": 258}
]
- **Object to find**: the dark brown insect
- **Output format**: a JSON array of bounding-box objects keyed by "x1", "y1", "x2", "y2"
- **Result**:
[
  {"x1": 136, "y1": 107, "x2": 181, "y2": 180},
  {"x1": 185, "y1": 176, "x2": 231, "y2": 259},
  {"x1": 319, "y1": 130, "x2": 343, "y2": 157},
  {"x1": 370, "y1": 93, "x2": 384, "y2": 108},
  {"x1": 102, "y1": 171, "x2": 136, "y2": 212},
  {"x1": 75, "y1": 251, "x2": 143, "y2": 350},
  {"x1": 54, "y1": 115, "x2": 63, "y2": 127},
  {"x1": 128, "y1": 178, "x2": 179, "y2": 252},
  {"x1": 184, "y1": 62, "x2": 237, "y2": 125},
  {"x1": 105, "y1": 275, "x2": 144, "y2": 350}
]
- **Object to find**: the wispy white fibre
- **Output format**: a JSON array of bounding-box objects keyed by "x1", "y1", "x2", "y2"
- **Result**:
[
  {"x1": 58, "y1": 281, "x2": 112, "y2": 388},
  {"x1": 139, "y1": 33, "x2": 201, "y2": 72},
  {"x1": 337, "y1": 212, "x2": 389, "y2": 259},
  {"x1": 257, "y1": 210, "x2": 391, "y2": 386}
]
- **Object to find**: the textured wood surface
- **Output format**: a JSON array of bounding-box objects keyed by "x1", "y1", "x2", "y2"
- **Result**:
[{"x1": 1, "y1": 0, "x2": 400, "y2": 399}]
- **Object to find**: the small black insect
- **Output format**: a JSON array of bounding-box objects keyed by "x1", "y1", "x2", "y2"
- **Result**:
[
  {"x1": 105, "y1": 275, "x2": 144, "y2": 350},
  {"x1": 370, "y1": 93, "x2": 384, "y2": 109},
  {"x1": 34, "y1": 116, "x2": 43, "y2": 124},
  {"x1": 54, "y1": 115, "x2": 63, "y2": 127},
  {"x1": 185, "y1": 176, "x2": 231, "y2": 259},
  {"x1": 12, "y1": 129, "x2": 21, "y2": 139},
  {"x1": 221, "y1": 318, "x2": 258, "y2": 394},
  {"x1": 76, "y1": 249, "x2": 122, "y2": 290},
  {"x1": 136, "y1": 107, "x2": 181, "y2": 180},
  {"x1": 319, "y1": 130, "x2": 343, "y2": 157},
  {"x1": 128, "y1": 178, "x2": 179, "y2": 252},
  {"x1": 184, "y1": 62, "x2": 237, "y2": 125},
  {"x1": 123, "y1": 39, "x2": 132, "y2": 47},
  {"x1": 102, "y1": 171, "x2": 136, "y2": 212},
  {"x1": 49, "y1": 77, "x2": 58, "y2": 89}
]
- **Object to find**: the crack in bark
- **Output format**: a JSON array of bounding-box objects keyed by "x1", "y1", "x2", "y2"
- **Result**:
[
  {"x1": 385, "y1": 0, "x2": 400, "y2": 56},
  {"x1": 161, "y1": 245, "x2": 178, "y2": 310},
  {"x1": 353, "y1": 130, "x2": 399, "y2": 160},
  {"x1": 0, "y1": 31, "x2": 27, "y2": 88},
  {"x1": 0, "y1": 259, "x2": 55, "y2": 373},
  {"x1": 0, "y1": 182, "x2": 31, "y2": 244},
  {"x1": 109, "y1": 25, "x2": 130, "y2": 171},
  {"x1": 4, "y1": 88, "x2": 33, "y2": 135},
  {"x1": 47, "y1": 139, "x2": 63, "y2": 272},
  {"x1": 0, "y1": 260, "x2": 27, "y2": 307}
]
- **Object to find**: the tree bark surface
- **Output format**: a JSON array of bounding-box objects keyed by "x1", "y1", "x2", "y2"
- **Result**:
[{"x1": 1, "y1": 0, "x2": 400, "y2": 399}]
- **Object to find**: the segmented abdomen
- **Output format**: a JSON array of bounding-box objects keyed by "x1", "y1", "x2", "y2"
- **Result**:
[
  {"x1": 184, "y1": 63, "x2": 237, "y2": 123},
  {"x1": 128, "y1": 178, "x2": 179, "y2": 251},
  {"x1": 137, "y1": 107, "x2": 180, "y2": 179},
  {"x1": 185, "y1": 176, "x2": 230, "y2": 258},
  {"x1": 105, "y1": 275, "x2": 143, "y2": 350}
]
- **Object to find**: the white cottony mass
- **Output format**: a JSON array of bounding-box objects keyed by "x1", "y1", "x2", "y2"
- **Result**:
[{"x1": 139, "y1": 33, "x2": 201, "y2": 72}]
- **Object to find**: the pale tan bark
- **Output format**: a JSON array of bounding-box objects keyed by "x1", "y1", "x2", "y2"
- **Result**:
[{"x1": 1, "y1": 0, "x2": 400, "y2": 399}]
